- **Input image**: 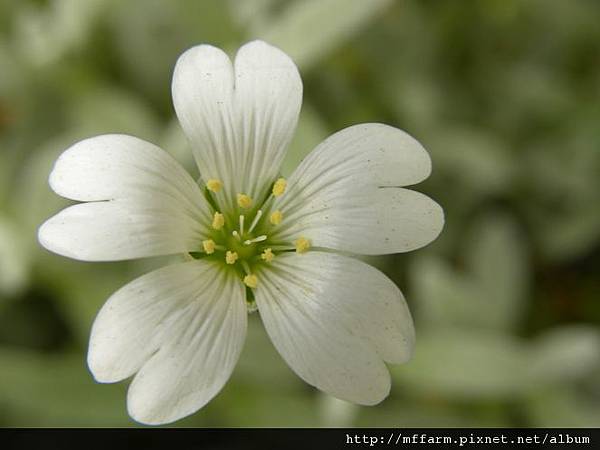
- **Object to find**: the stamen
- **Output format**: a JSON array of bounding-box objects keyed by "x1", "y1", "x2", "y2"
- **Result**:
[
  {"x1": 225, "y1": 251, "x2": 238, "y2": 265},
  {"x1": 239, "y1": 215, "x2": 245, "y2": 235},
  {"x1": 202, "y1": 239, "x2": 216, "y2": 254},
  {"x1": 232, "y1": 230, "x2": 241, "y2": 241},
  {"x1": 237, "y1": 193, "x2": 253, "y2": 209},
  {"x1": 272, "y1": 178, "x2": 287, "y2": 197},
  {"x1": 243, "y1": 235, "x2": 267, "y2": 246},
  {"x1": 212, "y1": 212, "x2": 225, "y2": 230},
  {"x1": 243, "y1": 274, "x2": 258, "y2": 288},
  {"x1": 261, "y1": 248, "x2": 274, "y2": 262},
  {"x1": 206, "y1": 179, "x2": 222, "y2": 193},
  {"x1": 248, "y1": 210, "x2": 263, "y2": 233},
  {"x1": 269, "y1": 210, "x2": 283, "y2": 225},
  {"x1": 294, "y1": 237, "x2": 311, "y2": 254}
]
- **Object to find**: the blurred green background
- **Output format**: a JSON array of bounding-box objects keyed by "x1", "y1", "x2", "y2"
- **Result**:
[{"x1": 1, "y1": 0, "x2": 599, "y2": 427}]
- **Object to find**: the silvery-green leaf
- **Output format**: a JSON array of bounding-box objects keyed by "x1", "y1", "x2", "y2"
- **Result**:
[
  {"x1": 0, "y1": 216, "x2": 30, "y2": 298},
  {"x1": 0, "y1": 349, "x2": 129, "y2": 426},
  {"x1": 394, "y1": 329, "x2": 531, "y2": 399},
  {"x1": 527, "y1": 326, "x2": 600, "y2": 383},
  {"x1": 318, "y1": 395, "x2": 358, "y2": 427},
  {"x1": 537, "y1": 207, "x2": 600, "y2": 263},
  {"x1": 109, "y1": 0, "x2": 234, "y2": 102},
  {"x1": 280, "y1": 103, "x2": 328, "y2": 177},
  {"x1": 66, "y1": 86, "x2": 161, "y2": 142},
  {"x1": 410, "y1": 256, "x2": 485, "y2": 330},
  {"x1": 357, "y1": 403, "x2": 512, "y2": 427},
  {"x1": 465, "y1": 213, "x2": 529, "y2": 331},
  {"x1": 424, "y1": 127, "x2": 514, "y2": 197},
  {"x1": 226, "y1": 0, "x2": 281, "y2": 32},
  {"x1": 159, "y1": 118, "x2": 197, "y2": 176},
  {"x1": 13, "y1": 0, "x2": 108, "y2": 67},
  {"x1": 233, "y1": 318, "x2": 307, "y2": 391},
  {"x1": 411, "y1": 213, "x2": 528, "y2": 332},
  {"x1": 12, "y1": 136, "x2": 78, "y2": 237},
  {"x1": 525, "y1": 389, "x2": 600, "y2": 428},
  {"x1": 254, "y1": 0, "x2": 393, "y2": 71}
]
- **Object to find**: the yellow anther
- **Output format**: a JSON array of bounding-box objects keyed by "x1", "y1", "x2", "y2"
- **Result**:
[
  {"x1": 225, "y1": 251, "x2": 239, "y2": 265},
  {"x1": 212, "y1": 212, "x2": 225, "y2": 230},
  {"x1": 294, "y1": 237, "x2": 311, "y2": 254},
  {"x1": 243, "y1": 274, "x2": 258, "y2": 288},
  {"x1": 269, "y1": 210, "x2": 283, "y2": 225},
  {"x1": 206, "y1": 179, "x2": 222, "y2": 193},
  {"x1": 261, "y1": 248, "x2": 274, "y2": 263},
  {"x1": 202, "y1": 239, "x2": 216, "y2": 254},
  {"x1": 237, "y1": 193, "x2": 253, "y2": 209},
  {"x1": 272, "y1": 178, "x2": 287, "y2": 197}
]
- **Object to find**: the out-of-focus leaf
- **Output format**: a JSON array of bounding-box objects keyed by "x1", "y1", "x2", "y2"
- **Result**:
[
  {"x1": 410, "y1": 256, "x2": 485, "y2": 330},
  {"x1": 226, "y1": 0, "x2": 281, "y2": 33},
  {"x1": 355, "y1": 400, "x2": 512, "y2": 427},
  {"x1": 318, "y1": 395, "x2": 358, "y2": 427},
  {"x1": 411, "y1": 212, "x2": 528, "y2": 332},
  {"x1": 0, "y1": 348, "x2": 130, "y2": 426},
  {"x1": 12, "y1": 136, "x2": 76, "y2": 239},
  {"x1": 254, "y1": 0, "x2": 393, "y2": 71},
  {"x1": 233, "y1": 318, "x2": 305, "y2": 391},
  {"x1": 159, "y1": 118, "x2": 197, "y2": 177},
  {"x1": 394, "y1": 330, "x2": 531, "y2": 399},
  {"x1": 66, "y1": 86, "x2": 161, "y2": 142},
  {"x1": 528, "y1": 326, "x2": 600, "y2": 384},
  {"x1": 9, "y1": 136, "x2": 145, "y2": 343},
  {"x1": 13, "y1": 0, "x2": 110, "y2": 67},
  {"x1": 110, "y1": 0, "x2": 235, "y2": 104},
  {"x1": 280, "y1": 103, "x2": 328, "y2": 177},
  {"x1": 538, "y1": 210, "x2": 600, "y2": 263},
  {"x1": 465, "y1": 213, "x2": 529, "y2": 331},
  {"x1": 201, "y1": 386, "x2": 319, "y2": 427},
  {"x1": 0, "y1": 42, "x2": 20, "y2": 98},
  {"x1": 0, "y1": 148, "x2": 17, "y2": 207},
  {"x1": 525, "y1": 389, "x2": 600, "y2": 428},
  {"x1": 425, "y1": 127, "x2": 515, "y2": 198},
  {"x1": 0, "y1": 216, "x2": 29, "y2": 298},
  {"x1": 524, "y1": 132, "x2": 600, "y2": 262}
]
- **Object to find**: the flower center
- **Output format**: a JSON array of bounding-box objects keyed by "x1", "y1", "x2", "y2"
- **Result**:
[{"x1": 192, "y1": 177, "x2": 310, "y2": 294}]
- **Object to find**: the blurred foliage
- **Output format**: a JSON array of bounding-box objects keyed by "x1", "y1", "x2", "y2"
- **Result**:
[{"x1": 0, "y1": 0, "x2": 599, "y2": 427}]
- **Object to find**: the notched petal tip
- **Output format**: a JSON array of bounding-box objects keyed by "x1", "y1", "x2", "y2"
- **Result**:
[
  {"x1": 353, "y1": 372, "x2": 392, "y2": 407},
  {"x1": 421, "y1": 197, "x2": 445, "y2": 247},
  {"x1": 126, "y1": 391, "x2": 196, "y2": 426},
  {"x1": 86, "y1": 354, "x2": 122, "y2": 385},
  {"x1": 235, "y1": 39, "x2": 302, "y2": 87},
  {"x1": 37, "y1": 215, "x2": 79, "y2": 260}
]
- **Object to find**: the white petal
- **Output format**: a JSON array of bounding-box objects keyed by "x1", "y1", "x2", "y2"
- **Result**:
[
  {"x1": 172, "y1": 40, "x2": 302, "y2": 210},
  {"x1": 38, "y1": 134, "x2": 211, "y2": 261},
  {"x1": 88, "y1": 260, "x2": 247, "y2": 425},
  {"x1": 255, "y1": 251, "x2": 414, "y2": 405},
  {"x1": 270, "y1": 123, "x2": 444, "y2": 255}
]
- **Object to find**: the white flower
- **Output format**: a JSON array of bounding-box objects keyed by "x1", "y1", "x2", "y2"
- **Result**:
[{"x1": 38, "y1": 40, "x2": 444, "y2": 425}]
